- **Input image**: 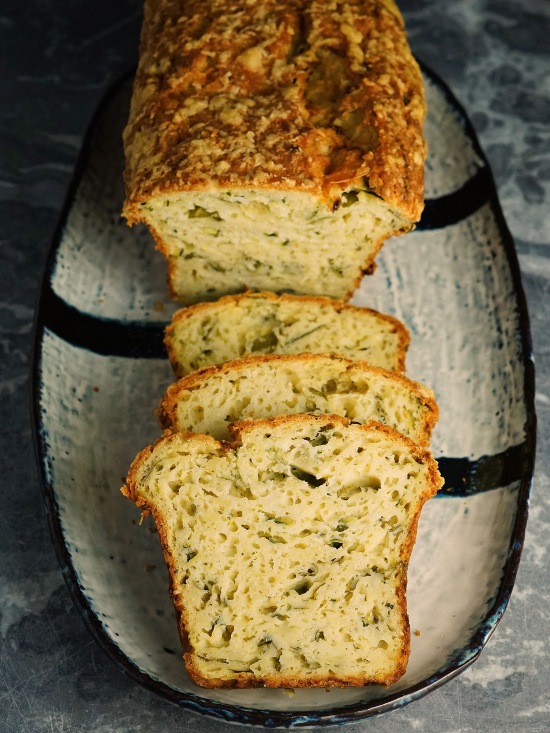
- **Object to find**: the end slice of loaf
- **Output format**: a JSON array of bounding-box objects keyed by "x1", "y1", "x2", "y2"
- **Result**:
[
  {"x1": 158, "y1": 353, "x2": 438, "y2": 444},
  {"x1": 122, "y1": 414, "x2": 443, "y2": 688},
  {"x1": 165, "y1": 291, "x2": 410, "y2": 377},
  {"x1": 122, "y1": 0, "x2": 426, "y2": 304}
]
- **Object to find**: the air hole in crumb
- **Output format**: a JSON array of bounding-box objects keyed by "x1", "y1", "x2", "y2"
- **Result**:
[
  {"x1": 261, "y1": 604, "x2": 278, "y2": 614},
  {"x1": 294, "y1": 579, "x2": 312, "y2": 595}
]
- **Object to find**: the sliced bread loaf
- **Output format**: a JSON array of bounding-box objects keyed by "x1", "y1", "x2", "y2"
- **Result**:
[
  {"x1": 158, "y1": 353, "x2": 438, "y2": 444},
  {"x1": 122, "y1": 0, "x2": 426, "y2": 304},
  {"x1": 122, "y1": 413, "x2": 443, "y2": 688},
  {"x1": 165, "y1": 291, "x2": 410, "y2": 377}
]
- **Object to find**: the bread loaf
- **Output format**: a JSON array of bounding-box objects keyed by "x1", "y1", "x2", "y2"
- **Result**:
[
  {"x1": 122, "y1": 0, "x2": 426, "y2": 304},
  {"x1": 165, "y1": 291, "x2": 410, "y2": 376},
  {"x1": 122, "y1": 413, "x2": 443, "y2": 688},
  {"x1": 158, "y1": 353, "x2": 438, "y2": 443}
]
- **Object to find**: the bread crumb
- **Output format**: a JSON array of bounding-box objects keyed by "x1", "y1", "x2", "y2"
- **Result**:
[{"x1": 122, "y1": 414, "x2": 442, "y2": 688}]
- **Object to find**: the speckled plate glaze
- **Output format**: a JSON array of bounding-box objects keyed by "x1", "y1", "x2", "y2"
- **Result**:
[{"x1": 32, "y1": 65, "x2": 536, "y2": 727}]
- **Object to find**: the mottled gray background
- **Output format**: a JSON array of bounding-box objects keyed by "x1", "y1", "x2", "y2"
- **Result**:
[{"x1": 1, "y1": 1, "x2": 549, "y2": 731}]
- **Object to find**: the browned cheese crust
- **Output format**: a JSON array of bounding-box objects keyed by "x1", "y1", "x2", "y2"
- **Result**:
[{"x1": 122, "y1": 0, "x2": 426, "y2": 220}]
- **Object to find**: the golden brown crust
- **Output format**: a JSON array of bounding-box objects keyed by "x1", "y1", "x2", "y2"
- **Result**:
[
  {"x1": 157, "y1": 352, "x2": 439, "y2": 442},
  {"x1": 123, "y1": 0, "x2": 426, "y2": 221}
]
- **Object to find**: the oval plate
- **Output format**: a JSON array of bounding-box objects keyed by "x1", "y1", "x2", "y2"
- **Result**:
[{"x1": 32, "y1": 66, "x2": 536, "y2": 727}]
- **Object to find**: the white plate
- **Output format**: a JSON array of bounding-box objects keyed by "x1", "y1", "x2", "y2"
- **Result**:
[{"x1": 32, "y1": 66, "x2": 536, "y2": 726}]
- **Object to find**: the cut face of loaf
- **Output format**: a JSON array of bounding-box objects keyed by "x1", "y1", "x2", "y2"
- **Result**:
[
  {"x1": 122, "y1": 414, "x2": 443, "y2": 688},
  {"x1": 165, "y1": 291, "x2": 410, "y2": 377},
  {"x1": 122, "y1": 0, "x2": 426, "y2": 304},
  {"x1": 129, "y1": 189, "x2": 409, "y2": 304},
  {"x1": 158, "y1": 353, "x2": 438, "y2": 444}
]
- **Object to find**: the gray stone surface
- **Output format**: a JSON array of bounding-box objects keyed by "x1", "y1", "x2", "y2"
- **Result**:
[{"x1": 1, "y1": 0, "x2": 548, "y2": 730}]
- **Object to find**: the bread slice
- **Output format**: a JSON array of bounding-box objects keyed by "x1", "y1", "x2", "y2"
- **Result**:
[
  {"x1": 122, "y1": 0, "x2": 426, "y2": 304},
  {"x1": 158, "y1": 353, "x2": 438, "y2": 444},
  {"x1": 122, "y1": 413, "x2": 443, "y2": 688},
  {"x1": 165, "y1": 291, "x2": 410, "y2": 377}
]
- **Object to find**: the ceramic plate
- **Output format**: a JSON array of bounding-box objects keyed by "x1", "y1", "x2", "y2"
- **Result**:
[{"x1": 32, "y1": 66, "x2": 536, "y2": 727}]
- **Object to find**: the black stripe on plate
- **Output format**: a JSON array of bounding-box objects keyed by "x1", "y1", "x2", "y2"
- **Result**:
[
  {"x1": 418, "y1": 166, "x2": 492, "y2": 230},
  {"x1": 437, "y1": 441, "x2": 531, "y2": 496},
  {"x1": 41, "y1": 286, "x2": 167, "y2": 359}
]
